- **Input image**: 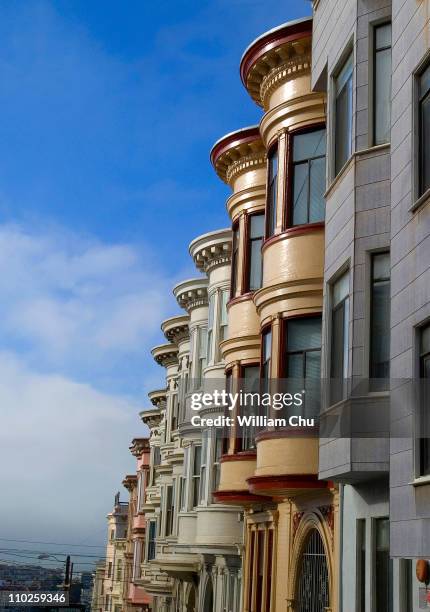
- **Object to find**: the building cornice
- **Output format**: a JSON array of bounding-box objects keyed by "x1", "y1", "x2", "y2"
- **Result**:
[
  {"x1": 129, "y1": 437, "x2": 150, "y2": 457},
  {"x1": 240, "y1": 17, "x2": 313, "y2": 108},
  {"x1": 150, "y1": 343, "x2": 179, "y2": 367},
  {"x1": 122, "y1": 474, "x2": 137, "y2": 491},
  {"x1": 210, "y1": 126, "x2": 266, "y2": 185},
  {"x1": 161, "y1": 314, "x2": 190, "y2": 344},
  {"x1": 173, "y1": 278, "x2": 208, "y2": 312},
  {"x1": 189, "y1": 228, "x2": 232, "y2": 273}
]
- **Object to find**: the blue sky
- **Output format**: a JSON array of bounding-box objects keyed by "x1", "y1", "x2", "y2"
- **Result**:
[{"x1": 0, "y1": 0, "x2": 310, "y2": 561}]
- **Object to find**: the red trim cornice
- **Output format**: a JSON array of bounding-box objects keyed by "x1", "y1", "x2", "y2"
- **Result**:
[
  {"x1": 210, "y1": 127, "x2": 261, "y2": 168},
  {"x1": 227, "y1": 291, "x2": 255, "y2": 308},
  {"x1": 247, "y1": 473, "x2": 328, "y2": 494},
  {"x1": 220, "y1": 451, "x2": 257, "y2": 463},
  {"x1": 240, "y1": 20, "x2": 313, "y2": 87},
  {"x1": 213, "y1": 490, "x2": 268, "y2": 505},
  {"x1": 262, "y1": 222, "x2": 325, "y2": 253}
]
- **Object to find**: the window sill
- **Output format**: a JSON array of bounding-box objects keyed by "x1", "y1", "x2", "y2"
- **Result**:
[
  {"x1": 410, "y1": 475, "x2": 430, "y2": 487},
  {"x1": 324, "y1": 155, "x2": 355, "y2": 199},
  {"x1": 410, "y1": 187, "x2": 430, "y2": 213}
]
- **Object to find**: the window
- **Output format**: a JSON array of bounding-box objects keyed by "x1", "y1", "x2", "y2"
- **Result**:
[
  {"x1": 261, "y1": 328, "x2": 272, "y2": 396},
  {"x1": 374, "y1": 518, "x2": 392, "y2": 612},
  {"x1": 116, "y1": 559, "x2": 122, "y2": 581},
  {"x1": 373, "y1": 23, "x2": 392, "y2": 145},
  {"x1": 165, "y1": 484, "x2": 175, "y2": 536},
  {"x1": 284, "y1": 317, "x2": 322, "y2": 416},
  {"x1": 240, "y1": 365, "x2": 261, "y2": 449},
  {"x1": 171, "y1": 393, "x2": 178, "y2": 432},
  {"x1": 356, "y1": 519, "x2": 366, "y2": 612},
  {"x1": 419, "y1": 61, "x2": 430, "y2": 195},
  {"x1": 246, "y1": 214, "x2": 264, "y2": 291},
  {"x1": 231, "y1": 223, "x2": 240, "y2": 298},
  {"x1": 194, "y1": 327, "x2": 207, "y2": 388},
  {"x1": 147, "y1": 521, "x2": 156, "y2": 560},
  {"x1": 223, "y1": 370, "x2": 233, "y2": 454},
  {"x1": 219, "y1": 289, "x2": 229, "y2": 344},
  {"x1": 290, "y1": 128, "x2": 326, "y2": 226},
  {"x1": 107, "y1": 562, "x2": 112, "y2": 578},
  {"x1": 132, "y1": 540, "x2": 143, "y2": 580},
  {"x1": 245, "y1": 526, "x2": 274, "y2": 612},
  {"x1": 200, "y1": 435, "x2": 208, "y2": 504},
  {"x1": 330, "y1": 271, "x2": 350, "y2": 404},
  {"x1": 212, "y1": 433, "x2": 223, "y2": 493},
  {"x1": 109, "y1": 529, "x2": 114, "y2": 541},
  {"x1": 192, "y1": 445, "x2": 202, "y2": 508},
  {"x1": 137, "y1": 469, "x2": 147, "y2": 512},
  {"x1": 334, "y1": 52, "x2": 353, "y2": 175},
  {"x1": 266, "y1": 145, "x2": 278, "y2": 237},
  {"x1": 420, "y1": 323, "x2": 430, "y2": 475},
  {"x1": 370, "y1": 253, "x2": 390, "y2": 387},
  {"x1": 207, "y1": 293, "x2": 215, "y2": 365},
  {"x1": 179, "y1": 447, "x2": 188, "y2": 510}
]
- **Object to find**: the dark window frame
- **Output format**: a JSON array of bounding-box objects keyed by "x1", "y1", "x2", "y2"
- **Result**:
[
  {"x1": 372, "y1": 22, "x2": 392, "y2": 146},
  {"x1": 285, "y1": 123, "x2": 327, "y2": 229},
  {"x1": 418, "y1": 59, "x2": 430, "y2": 196},
  {"x1": 230, "y1": 221, "x2": 240, "y2": 299},
  {"x1": 244, "y1": 212, "x2": 265, "y2": 292},
  {"x1": 420, "y1": 322, "x2": 430, "y2": 476},
  {"x1": 369, "y1": 251, "x2": 390, "y2": 386},
  {"x1": 265, "y1": 142, "x2": 279, "y2": 239},
  {"x1": 236, "y1": 362, "x2": 261, "y2": 452},
  {"x1": 334, "y1": 50, "x2": 354, "y2": 176}
]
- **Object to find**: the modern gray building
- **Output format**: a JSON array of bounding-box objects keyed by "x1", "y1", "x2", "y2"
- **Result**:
[{"x1": 311, "y1": 0, "x2": 430, "y2": 610}]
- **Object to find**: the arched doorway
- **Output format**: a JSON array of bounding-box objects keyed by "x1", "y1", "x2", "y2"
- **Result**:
[
  {"x1": 296, "y1": 528, "x2": 329, "y2": 612},
  {"x1": 186, "y1": 585, "x2": 196, "y2": 612},
  {"x1": 202, "y1": 578, "x2": 213, "y2": 612}
]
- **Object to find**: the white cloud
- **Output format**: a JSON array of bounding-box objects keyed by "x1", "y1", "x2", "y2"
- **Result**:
[
  {"x1": 0, "y1": 223, "x2": 175, "y2": 365},
  {"x1": 0, "y1": 351, "x2": 140, "y2": 543}
]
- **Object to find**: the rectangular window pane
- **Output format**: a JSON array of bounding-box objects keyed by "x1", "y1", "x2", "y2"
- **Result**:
[
  {"x1": 421, "y1": 95, "x2": 430, "y2": 194},
  {"x1": 249, "y1": 238, "x2": 263, "y2": 290},
  {"x1": 250, "y1": 214, "x2": 265, "y2": 238},
  {"x1": 422, "y1": 324, "x2": 430, "y2": 354},
  {"x1": 420, "y1": 64, "x2": 430, "y2": 99},
  {"x1": 287, "y1": 318, "x2": 322, "y2": 352},
  {"x1": 293, "y1": 129, "x2": 326, "y2": 162},
  {"x1": 356, "y1": 520, "x2": 366, "y2": 612},
  {"x1": 375, "y1": 22, "x2": 391, "y2": 49},
  {"x1": 333, "y1": 272, "x2": 349, "y2": 306},
  {"x1": 267, "y1": 147, "x2": 278, "y2": 237},
  {"x1": 370, "y1": 253, "x2": 391, "y2": 382},
  {"x1": 374, "y1": 47, "x2": 391, "y2": 144},
  {"x1": 375, "y1": 518, "x2": 392, "y2": 612},
  {"x1": 292, "y1": 129, "x2": 326, "y2": 227},
  {"x1": 335, "y1": 53, "x2": 353, "y2": 175},
  {"x1": 309, "y1": 156, "x2": 326, "y2": 222},
  {"x1": 292, "y1": 162, "x2": 309, "y2": 226}
]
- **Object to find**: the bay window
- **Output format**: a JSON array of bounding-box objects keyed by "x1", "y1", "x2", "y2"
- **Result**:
[
  {"x1": 419, "y1": 61, "x2": 430, "y2": 196},
  {"x1": 266, "y1": 145, "x2": 278, "y2": 237},
  {"x1": 373, "y1": 23, "x2": 392, "y2": 145},
  {"x1": 246, "y1": 213, "x2": 264, "y2": 291},
  {"x1": 290, "y1": 127, "x2": 326, "y2": 226},
  {"x1": 334, "y1": 52, "x2": 353, "y2": 175}
]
